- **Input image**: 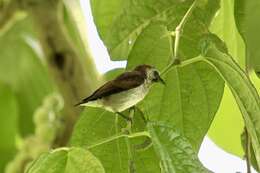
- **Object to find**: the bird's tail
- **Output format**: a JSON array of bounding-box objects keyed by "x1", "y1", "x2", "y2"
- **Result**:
[
  {"x1": 74, "y1": 97, "x2": 91, "y2": 107},
  {"x1": 74, "y1": 101, "x2": 84, "y2": 107},
  {"x1": 74, "y1": 102, "x2": 81, "y2": 107}
]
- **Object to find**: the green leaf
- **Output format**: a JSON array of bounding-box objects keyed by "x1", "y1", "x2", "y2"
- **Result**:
[
  {"x1": 208, "y1": 0, "x2": 260, "y2": 159},
  {"x1": 208, "y1": 86, "x2": 244, "y2": 157},
  {"x1": 127, "y1": 22, "x2": 172, "y2": 70},
  {"x1": 234, "y1": 0, "x2": 260, "y2": 77},
  {"x1": 148, "y1": 122, "x2": 211, "y2": 173},
  {"x1": 71, "y1": 69, "x2": 161, "y2": 172},
  {"x1": 90, "y1": 0, "x2": 124, "y2": 40},
  {"x1": 127, "y1": 22, "x2": 224, "y2": 150},
  {"x1": 87, "y1": 1, "x2": 225, "y2": 172},
  {"x1": 0, "y1": 18, "x2": 53, "y2": 136},
  {"x1": 90, "y1": 0, "x2": 224, "y2": 151},
  {"x1": 70, "y1": 107, "x2": 161, "y2": 173},
  {"x1": 207, "y1": 1, "x2": 246, "y2": 153},
  {"x1": 92, "y1": 0, "x2": 220, "y2": 60},
  {"x1": 210, "y1": 0, "x2": 245, "y2": 67},
  {"x1": 201, "y1": 36, "x2": 260, "y2": 169},
  {"x1": 241, "y1": 129, "x2": 260, "y2": 172},
  {"x1": 70, "y1": 108, "x2": 128, "y2": 172},
  {"x1": 26, "y1": 147, "x2": 105, "y2": 173},
  {"x1": 0, "y1": 83, "x2": 18, "y2": 172},
  {"x1": 104, "y1": 68, "x2": 125, "y2": 80},
  {"x1": 207, "y1": 0, "x2": 245, "y2": 157}
]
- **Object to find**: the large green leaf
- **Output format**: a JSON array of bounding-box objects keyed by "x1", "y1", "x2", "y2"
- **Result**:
[
  {"x1": 234, "y1": 0, "x2": 260, "y2": 77},
  {"x1": 127, "y1": 22, "x2": 171, "y2": 70},
  {"x1": 210, "y1": 0, "x2": 245, "y2": 67},
  {"x1": 208, "y1": 86, "x2": 244, "y2": 157},
  {"x1": 70, "y1": 107, "x2": 161, "y2": 173},
  {"x1": 70, "y1": 108, "x2": 129, "y2": 172},
  {"x1": 0, "y1": 83, "x2": 18, "y2": 172},
  {"x1": 86, "y1": 1, "x2": 224, "y2": 172},
  {"x1": 127, "y1": 22, "x2": 224, "y2": 150},
  {"x1": 71, "y1": 69, "x2": 161, "y2": 172},
  {"x1": 90, "y1": 0, "x2": 124, "y2": 40},
  {"x1": 148, "y1": 123, "x2": 211, "y2": 173},
  {"x1": 201, "y1": 36, "x2": 260, "y2": 169},
  {"x1": 91, "y1": 0, "x2": 220, "y2": 60},
  {"x1": 90, "y1": 0, "x2": 225, "y2": 151},
  {"x1": 26, "y1": 147, "x2": 105, "y2": 173},
  {"x1": 241, "y1": 129, "x2": 260, "y2": 172},
  {"x1": 0, "y1": 18, "x2": 53, "y2": 136},
  {"x1": 207, "y1": 0, "x2": 245, "y2": 157}
]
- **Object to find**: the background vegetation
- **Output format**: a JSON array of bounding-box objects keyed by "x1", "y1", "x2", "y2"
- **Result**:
[{"x1": 0, "y1": 0, "x2": 260, "y2": 172}]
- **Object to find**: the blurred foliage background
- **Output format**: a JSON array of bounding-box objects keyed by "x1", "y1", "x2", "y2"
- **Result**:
[{"x1": 0, "y1": 0, "x2": 102, "y2": 172}]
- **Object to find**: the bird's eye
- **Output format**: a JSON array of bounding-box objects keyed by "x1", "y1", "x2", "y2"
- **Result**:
[
  {"x1": 153, "y1": 71, "x2": 159, "y2": 77},
  {"x1": 152, "y1": 71, "x2": 159, "y2": 81}
]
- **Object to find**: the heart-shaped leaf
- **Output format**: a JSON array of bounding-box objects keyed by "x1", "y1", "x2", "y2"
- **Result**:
[
  {"x1": 200, "y1": 35, "x2": 260, "y2": 170},
  {"x1": 26, "y1": 147, "x2": 105, "y2": 173},
  {"x1": 148, "y1": 122, "x2": 211, "y2": 173}
]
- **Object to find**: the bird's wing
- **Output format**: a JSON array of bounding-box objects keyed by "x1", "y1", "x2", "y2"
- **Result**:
[{"x1": 75, "y1": 71, "x2": 145, "y2": 105}]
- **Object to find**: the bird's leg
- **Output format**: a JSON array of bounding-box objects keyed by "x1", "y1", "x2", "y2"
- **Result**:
[
  {"x1": 134, "y1": 106, "x2": 148, "y2": 123},
  {"x1": 128, "y1": 107, "x2": 135, "y2": 126},
  {"x1": 131, "y1": 106, "x2": 152, "y2": 151},
  {"x1": 124, "y1": 107, "x2": 134, "y2": 134},
  {"x1": 116, "y1": 111, "x2": 133, "y2": 134},
  {"x1": 116, "y1": 112, "x2": 132, "y2": 123}
]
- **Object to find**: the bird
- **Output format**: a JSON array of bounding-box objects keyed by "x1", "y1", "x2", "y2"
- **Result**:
[{"x1": 75, "y1": 64, "x2": 165, "y2": 114}]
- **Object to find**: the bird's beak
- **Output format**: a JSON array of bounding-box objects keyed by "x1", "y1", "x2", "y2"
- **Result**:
[{"x1": 158, "y1": 75, "x2": 166, "y2": 85}]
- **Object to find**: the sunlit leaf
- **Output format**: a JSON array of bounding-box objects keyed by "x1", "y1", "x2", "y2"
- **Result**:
[
  {"x1": 208, "y1": 86, "x2": 244, "y2": 157},
  {"x1": 210, "y1": 0, "x2": 245, "y2": 67},
  {"x1": 92, "y1": 0, "x2": 220, "y2": 60},
  {"x1": 127, "y1": 22, "x2": 224, "y2": 150},
  {"x1": 26, "y1": 147, "x2": 105, "y2": 173},
  {"x1": 201, "y1": 35, "x2": 260, "y2": 169},
  {"x1": 234, "y1": 0, "x2": 260, "y2": 77},
  {"x1": 148, "y1": 122, "x2": 211, "y2": 173},
  {"x1": 71, "y1": 106, "x2": 161, "y2": 173}
]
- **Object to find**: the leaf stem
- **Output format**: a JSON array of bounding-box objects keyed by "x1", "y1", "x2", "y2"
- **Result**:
[
  {"x1": 125, "y1": 108, "x2": 136, "y2": 172},
  {"x1": 87, "y1": 131, "x2": 151, "y2": 149},
  {"x1": 173, "y1": 0, "x2": 198, "y2": 60},
  {"x1": 245, "y1": 128, "x2": 252, "y2": 173},
  {"x1": 160, "y1": 56, "x2": 204, "y2": 76},
  {"x1": 160, "y1": 0, "x2": 199, "y2": 76}
]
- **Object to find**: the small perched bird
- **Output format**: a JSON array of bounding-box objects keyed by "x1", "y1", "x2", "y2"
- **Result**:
[{"x1": 75, "y1": 64, "x2": 165, "y2": 113}]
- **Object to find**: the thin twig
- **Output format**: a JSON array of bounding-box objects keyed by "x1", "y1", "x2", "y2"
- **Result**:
[
  {"x1": 174, "y1": 0, "x2": 198, "y2": 59},
  {"x1": 245, "y1": 128, "x2": 252, "y2": 173},
  {"x1": 125, "y1": 108, "x2": 136, "y2": 172},
  {"x1": 160, "y1": 0, "x2": 198, "y2": 76},
  {"x1": 86, "y1": 131, "x2": 150, "y2": 149},
  {"x1": 160, "y1": 56, "x2": 203, "y2": 76}
]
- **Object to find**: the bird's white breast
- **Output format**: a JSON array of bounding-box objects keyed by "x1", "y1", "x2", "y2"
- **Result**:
[{"x1": 84, "y1": 83, "x2": 150, "y2": 112}]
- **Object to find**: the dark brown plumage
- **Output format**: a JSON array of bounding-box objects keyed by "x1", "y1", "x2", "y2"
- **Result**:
[{"x1": 75, "y1": 65, "x2": 152, "y2": 106}]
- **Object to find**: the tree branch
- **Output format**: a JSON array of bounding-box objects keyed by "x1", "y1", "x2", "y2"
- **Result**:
[{"x1": 22, "y1": 0, "x2": 99, "y2": 146}]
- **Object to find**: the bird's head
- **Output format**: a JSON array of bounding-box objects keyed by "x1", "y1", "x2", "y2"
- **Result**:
[{"x1": 134, "y1": 65, "x2": 165, "y2": 85}]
